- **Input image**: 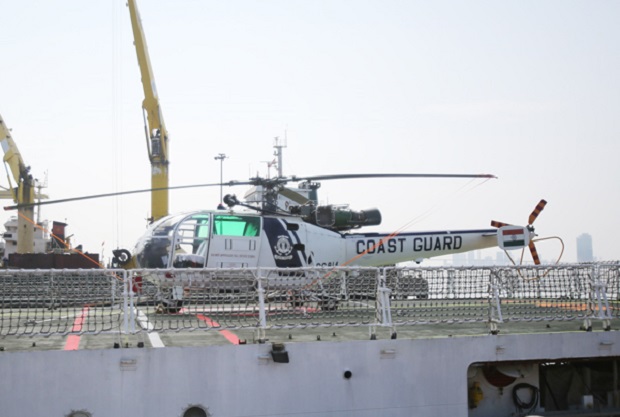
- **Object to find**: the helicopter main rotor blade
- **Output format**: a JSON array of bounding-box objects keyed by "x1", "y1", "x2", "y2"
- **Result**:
[
  {"x1": 290, "y1": 173, "x2": 497, "y2": 182},
  {"x1": 3, "y1": 173, "x2": 496, "y2": 211},
  {"x1": 3, "y1": 181, "x2": 251, "y2": 210}
]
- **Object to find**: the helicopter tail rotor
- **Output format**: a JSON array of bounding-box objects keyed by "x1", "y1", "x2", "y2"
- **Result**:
[
  {"x1": 491, "y1": 199, "x2": 547, "y2": 265},
  {"x1": 529, "y1": 241, "x2": 541, "y2": 265},
  {"x1": 526, "y1": 199, "x2": 547, "y2": 265}
]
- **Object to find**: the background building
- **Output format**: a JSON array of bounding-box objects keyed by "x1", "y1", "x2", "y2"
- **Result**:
[{"x1": 576, "y1": 233, "x2": 594, "y2": 262}]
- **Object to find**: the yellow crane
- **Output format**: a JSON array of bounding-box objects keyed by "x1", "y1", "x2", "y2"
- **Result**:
[
  {"x1": 128, "y1": 0, "x2": 169, "y2": 223},
  {"x1": 0, "y1": 113, "x2": 45, "y2": 253}
]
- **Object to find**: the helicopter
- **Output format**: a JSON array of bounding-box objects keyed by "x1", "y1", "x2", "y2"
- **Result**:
[
  {"x1": 99, "y1": 173, "x2": 546, "y2": 273},
  {"x1": 110, "y1": 175, "x2": 543, "y2": 267}
]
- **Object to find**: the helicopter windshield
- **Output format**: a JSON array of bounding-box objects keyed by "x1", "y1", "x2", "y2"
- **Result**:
[{"x1": 134, "y1": 212, "x2": 262, "y2": 268}]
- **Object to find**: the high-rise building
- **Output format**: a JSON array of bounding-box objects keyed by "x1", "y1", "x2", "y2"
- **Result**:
[{"x1": 576, "y1": 233, "x2": 594, "y2": 262}]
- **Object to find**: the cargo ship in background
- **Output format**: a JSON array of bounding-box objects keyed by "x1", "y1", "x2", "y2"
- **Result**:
[
  {"x1": 0, "y1": 113, "x2": 99, "y2": 269},
  {"x1": 0, "y1": 216, "x2": 99, "y2": 268}
]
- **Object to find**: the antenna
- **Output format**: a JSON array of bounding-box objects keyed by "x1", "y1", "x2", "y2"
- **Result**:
[
  {"x1": 273, "y1": 134, "x2": 287, "y2": 178},
  {"x1": 261, "y1": 159, "x2": 277, "y2": 178},
  {"x1": 213, "y1": 153, "x2": 228, "y2": 208}
]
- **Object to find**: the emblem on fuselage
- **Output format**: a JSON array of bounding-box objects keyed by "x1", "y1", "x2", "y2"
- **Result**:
[{"x1": 274, "y1": 235, "x2": 293, "y2": 260}]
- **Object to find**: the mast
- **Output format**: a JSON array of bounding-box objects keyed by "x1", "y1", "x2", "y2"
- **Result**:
[{"x1": 273, "y1": 135, "x2": 287, "y2": 178}]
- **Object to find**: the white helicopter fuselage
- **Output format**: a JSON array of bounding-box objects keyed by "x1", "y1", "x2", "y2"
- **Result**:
[{"x1": 132, "y1": 210, "x2": 506, "y2": 271}]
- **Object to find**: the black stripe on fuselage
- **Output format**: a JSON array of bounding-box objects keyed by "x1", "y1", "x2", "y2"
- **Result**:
[
  {"x1": 349, "y1": 229, "x2": 497, "y2": 238},
  {"x1": 262, "y1": 217, "x2": 305, "y2": 267}
]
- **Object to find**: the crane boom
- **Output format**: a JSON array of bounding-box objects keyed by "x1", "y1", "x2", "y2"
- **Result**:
[
  {"x1": 127, "y1": 0, "x2": 169, "y2": 222},
  {"x1": 0, "y1": 113, "x2": 36, "y2": 253}
]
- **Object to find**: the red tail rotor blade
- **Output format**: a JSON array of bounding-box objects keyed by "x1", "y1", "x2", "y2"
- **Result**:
[
  {"x1": 529, "y1": 241, "x2": 541, "y2": 265},
  {"x1": 528, "y1": 199, "x2": 547, "y2": 225},
  {"x1": 491, "y1": 220, "x2": 510, "y2": 228}
]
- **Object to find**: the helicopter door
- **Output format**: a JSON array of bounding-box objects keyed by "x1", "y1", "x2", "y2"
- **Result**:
[
  {"x1": 169, "y1": 212, "x2": 211, "y2": 268},
  {"x1": 206, "y1": 214, "x2": 262, "y2": 268}
]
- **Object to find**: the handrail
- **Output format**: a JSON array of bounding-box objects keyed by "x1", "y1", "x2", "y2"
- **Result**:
[{"x1": 0, "y1": 263, "x2": 617, "y2": 338}]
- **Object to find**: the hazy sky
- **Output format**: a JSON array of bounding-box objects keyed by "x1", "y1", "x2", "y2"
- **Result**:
[{"x1": 1, "y1": 0, "x2": 619, "y2": 264}]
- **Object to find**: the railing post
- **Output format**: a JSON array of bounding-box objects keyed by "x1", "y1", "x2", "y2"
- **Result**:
[
  {"x1": 581, "y1": 265, "x2": 595, "y2": 332},
  {"x1": 592, "y1": 263, "x2": 612, "y2": 331},
  {"x1": 120, "y1": 270, "x2": 136, "y2": 335},
  {"x1": 122, "y1": 270, "x2": 129, "y2": 335},
  {"x1": 488, "y1": 267, "x2": 503, "y2": 335},
  {"x1": 374, "y1": 268, "x2": 395, "y2": 339},
  {"x1": 128, "y1": 270, "x2": 136, "y2": 334},
  {"x1": 255, "y1": 269, "x2": 267, "y2": 343}
]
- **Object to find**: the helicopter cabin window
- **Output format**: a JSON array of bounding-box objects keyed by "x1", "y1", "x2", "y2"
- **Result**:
[{"x1": 212, "y1": 215, "x2": 261, "y2": 237}]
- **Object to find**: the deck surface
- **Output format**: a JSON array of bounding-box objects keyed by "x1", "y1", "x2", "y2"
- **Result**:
[{"x1": 0, "y1": 301, "x2": 612, "y2": 352}]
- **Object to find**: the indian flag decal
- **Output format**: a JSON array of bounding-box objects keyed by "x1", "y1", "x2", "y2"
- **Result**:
[{"x1": 498, "y1": 226, "x2": 528, "y2": 250}]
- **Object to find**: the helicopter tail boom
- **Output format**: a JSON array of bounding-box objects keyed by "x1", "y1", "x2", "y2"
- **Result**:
[{"x1": 344, "y1": 228, "x2": 503, "y2": 267}]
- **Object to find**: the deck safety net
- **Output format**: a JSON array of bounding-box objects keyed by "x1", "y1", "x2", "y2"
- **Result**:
[
  {"x1": 0, "y1": 269, "x2": 124, "y2": 336},
  {"x1": 0, "y1": 263, "x2": 617, "y2": 338}
]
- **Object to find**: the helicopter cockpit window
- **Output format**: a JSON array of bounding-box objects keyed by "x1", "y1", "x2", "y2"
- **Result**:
[
  {"x1": 170, "y1": 213, "x2": 211, "y2": 268},
  {"x1": 212, "y1": 215, "x2": 261, "y2": 237},
  {"x1": 135, "y1": 216, "x2": 178, "y2": 268}
]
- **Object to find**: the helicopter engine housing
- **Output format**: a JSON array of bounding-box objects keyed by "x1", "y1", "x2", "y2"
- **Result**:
[{"x1": 316, "y1": 205, "x2": 381, "y2": 231}]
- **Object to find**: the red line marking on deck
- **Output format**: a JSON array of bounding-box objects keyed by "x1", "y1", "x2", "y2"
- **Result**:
[
  {"x1": 64, "y1": 335, "x2": 81, "y2": 351},
  {"x1": 64, "y1": 307, "x2": 90, "y2": 351},
  {"x1": 196, "y1": 314, "x2": 241, "y2": 345}
]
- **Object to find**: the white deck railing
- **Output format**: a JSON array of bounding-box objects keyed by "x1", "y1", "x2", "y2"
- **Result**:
[{"x1": 0, "y1": 263, "x2": 617, "y2": 338}]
